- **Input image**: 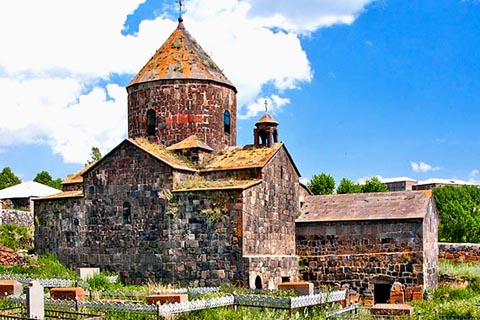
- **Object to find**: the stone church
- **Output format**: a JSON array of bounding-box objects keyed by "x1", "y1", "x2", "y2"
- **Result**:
[
  {"x1": 34, "y1": 17, "x2": 438, "y2": 294},
  {"x1": 34, "y1": 17, "x2": 307, "y2": 288}
]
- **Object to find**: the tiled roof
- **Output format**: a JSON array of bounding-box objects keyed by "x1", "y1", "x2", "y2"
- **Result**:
[
  {"x1": 128, "y1": 19, "x2": 235, "y2": 90},
  {"x1": 256, "y1": 113, "x2": 279, "y2": 125},
  {"x1": 34, "y1": 190, "x2": 83, "y2": 201},
  {"x1": 166, "y1": 135, "x2": 213, "y2": 152},
  {"x1": 296, "y1": 191, "x2": 432, "y2": 223},
  {"x1": 202, "y1": 143, "x2": 283, "y2": 172},
  {"x1": 129, "y1": 138, "x2": 197, "y2": 171}
]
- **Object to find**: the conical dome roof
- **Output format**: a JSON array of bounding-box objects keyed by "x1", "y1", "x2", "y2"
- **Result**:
[
  {"x1": 128, "y1": 19, "x2": 235, "y2": 90},
  {"x1": 256, "y1": 113, "x2": 279, "y2": 126}
]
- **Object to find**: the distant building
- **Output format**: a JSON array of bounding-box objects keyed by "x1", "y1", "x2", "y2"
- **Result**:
[
  {"x1": 413, "y1": 178, "x2": 477, "y2": 191},
  {"x1": 381, "y1": 177, "x2": 417, "y2": 192}
]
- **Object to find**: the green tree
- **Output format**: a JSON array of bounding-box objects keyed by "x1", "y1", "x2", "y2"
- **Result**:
[
  {"x1": 34, "y1": 171, "x2": 62, "y2": 190},
  {"x1": 433, "y1": 185, "x2": 480, "y2": 243},
  {"x1": 361, "y1": 177, "x2": 388, "y2": 193},
  {"x1": 307, "y1": 173, "x2": 335, "y2": 195},
  {"x1": 336, "y1": 178, "x2": 363, "y2": 194},
  {"x1": 0, "y1": 167, "x2": 21, "y2": 190},
  {"x1": 86, "y1": 147, "x2": 102, "y2": 166}
]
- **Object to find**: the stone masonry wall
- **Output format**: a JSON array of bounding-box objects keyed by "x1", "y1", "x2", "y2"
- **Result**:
[
  {"x1": 36, "y1": 142, "x2": 247, "y2": 286},
  {"x1": 0, "y1": 209, "x2": 33, "y2": 227},
  {"x1": 34, "y1": 196, "x2": 86, "y2": 253},
  {"x1": 439, "y1": 242, "x2": 480, "y2": 262},
  {"x1": 296, "y1": 219, "x2": 425, "y2": 294},
  {"x1": 242, "y1": 147, "x2": 299, "y2": 257},
  {"x1": 127, "y1": 80, "x2": 237, "y2": 151}
]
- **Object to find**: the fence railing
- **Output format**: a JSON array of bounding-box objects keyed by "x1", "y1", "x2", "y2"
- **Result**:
[{"x1": 7, "y1": 289, "x2": 349, "y2": 318}]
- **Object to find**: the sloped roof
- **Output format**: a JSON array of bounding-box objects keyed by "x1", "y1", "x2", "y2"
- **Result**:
[
  {"x1": 0, "y1": 181, "x2": 61, "y2": 199},
  {"x1": 256, "y1": 113, "x2": 279, "y2": 126},
  {"x1": 128, "y1": 19, "x2": 235, "y2": 91},
  {"x1": 62, "y1": 162, "x2": 96, "y2": 185},
  {"x1": 34, "y1": 190, "x2": 83, "y2": 201},
  {"x1": 166, "y1": 135, "x2": 213, "y2": 152},
  {"x1": 174, "y1": 178, "x2": 261, "y2": 192},
  {"x1": 202, "y1": 143, "x2": 283, "y2": 172},
  {"x1": 296, "y1": 191, "x2": 433, "y2": 223},
  {"x1": 129, "y1": 138, "x2": 197, "y2": 171},
  {"x1": 415, "y1": 178, "x2": 477, "y2": 186}
]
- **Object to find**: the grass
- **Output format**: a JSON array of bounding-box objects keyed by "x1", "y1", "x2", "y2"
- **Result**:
[{"x1": 0, "y1": 224, "x2": 34, "y2": 252}]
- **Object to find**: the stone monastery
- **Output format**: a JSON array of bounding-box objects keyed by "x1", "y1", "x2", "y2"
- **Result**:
[{"x1": 34, "y1": 17, "x2": 438, "y2": 300}]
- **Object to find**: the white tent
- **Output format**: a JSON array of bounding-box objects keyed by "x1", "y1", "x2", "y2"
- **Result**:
[{"x1": 0, "y1": 181, "x2": 61, "y2": 199}]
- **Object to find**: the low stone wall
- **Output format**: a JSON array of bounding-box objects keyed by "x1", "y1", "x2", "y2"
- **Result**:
[
  {"x1": 439, "y1": 242, "x2": 480, "y2": 262},
  {"x1": 0, "y1": 209, "x2": 33, "y2": 227}
]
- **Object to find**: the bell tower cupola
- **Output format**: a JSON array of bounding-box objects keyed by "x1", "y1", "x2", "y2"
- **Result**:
[{"x1": 254, "y1": 101, "x2": 279, "y2": 148}]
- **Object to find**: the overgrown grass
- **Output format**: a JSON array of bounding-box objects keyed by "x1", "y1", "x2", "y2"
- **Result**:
[
  {"x1": 0, "y1": 253, "x2": 77, "y2": 279},
  {"x1": 0, "y1": 224, "x2": 33, "y2": 252},
  {"x1": 439, "y1": 258, "x2": 480, "y2": 280}
]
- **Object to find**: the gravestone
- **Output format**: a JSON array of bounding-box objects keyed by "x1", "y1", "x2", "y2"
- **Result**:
[{"x1": 27, "y1": 281, "x2": 44, "y2": 320}]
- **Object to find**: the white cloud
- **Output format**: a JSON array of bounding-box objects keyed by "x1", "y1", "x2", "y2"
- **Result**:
[
  {"x1": 410, "y1": 161, "x2": 440, "y2": 173},
  {"x1": 0, "y1": 0, "x2": 373, "y2": 164},
  {"x1": 469, "y1": 169, "x2": 480, "y2": 183}
]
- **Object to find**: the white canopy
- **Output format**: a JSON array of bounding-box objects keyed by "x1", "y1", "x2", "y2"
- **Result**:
[{"x1": 0, "y1": 181, "x2": 61, "y2": 199}]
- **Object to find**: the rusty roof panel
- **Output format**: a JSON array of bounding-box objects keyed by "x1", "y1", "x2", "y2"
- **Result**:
[{"x1": 296, "y1": 191, "x2": 432, "y2": 223}]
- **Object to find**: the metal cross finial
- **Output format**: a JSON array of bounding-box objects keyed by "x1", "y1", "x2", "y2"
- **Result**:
[
  {"x1": 178, "y1": 0, "x2": 183, "y2": 19},
  {"x1": 264, "y1": 100, "x2": 268, "y2": 113}
]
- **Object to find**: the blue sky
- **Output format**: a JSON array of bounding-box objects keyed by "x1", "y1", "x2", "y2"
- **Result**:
[{"x1": 0, "y1": 0, "x2": 479, "y2": 186}]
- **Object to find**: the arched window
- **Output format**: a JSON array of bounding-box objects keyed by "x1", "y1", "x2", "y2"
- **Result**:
[
  {"x1": 123, "y1": 201, "x2": 131, "y2": 225},
  {"x1": 146, "y1": 109, "x2": 156, "y2": 136},
  {"x1": 224, "y1": 110, "x2": 231, "y2": 134}
]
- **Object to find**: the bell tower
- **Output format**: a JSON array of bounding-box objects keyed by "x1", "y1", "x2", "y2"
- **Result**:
[{"x1": 126, "y1": 17, "x2": 237, "y2": 151}]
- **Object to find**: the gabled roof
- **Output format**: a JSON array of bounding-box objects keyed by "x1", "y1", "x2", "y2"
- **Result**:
[
  {"x1": 296, "y1": 191, "x2": 433, "y2": 223},
  {"x1": 166, "y1": 135, "x2": 213, "y2": 152},
  {"x1": 128, "y1": 19, "x2": 236, "y2": 91},
  {"x1": 129, "y1": 138, "x2": 197, "y2": 171},
  {"x1": 0, "y1": 181, "x2": 61, "y2": 199},
  {"x1": 202, "y1": 143, "x2": 284, "y2": 172}
]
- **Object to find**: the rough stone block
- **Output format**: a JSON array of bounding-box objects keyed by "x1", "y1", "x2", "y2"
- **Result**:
[
  {"x1": 0, "y1": 280, "x2": 23, "y2": 297},
  {"x1": 146, "y1": 294, "x2": 188, "y2": 305},
  {"x1": 278, "y1": 281, "x2": 313, "y2": 296},
  {"x1": 389, "y1": 291, "x2": 404, "y2": 304},
  {"x1": 76, "y1": 267, "x2": 100, "y2": 280},
  {"x1": 50, "y1": 287, "x2": 84, "y2": 301},
  {"x1": 370, "y1": 303, "x2": 413, "y2": 316}
]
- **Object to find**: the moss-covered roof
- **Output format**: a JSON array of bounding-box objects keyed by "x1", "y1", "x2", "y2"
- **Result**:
[
  {"x1": 166, "y1": 135, "x2": 213, "y2": 152},
  {"x1": 128, "y1": 19, "x2": 235, "y2": 91},
  {"x1": 174, "y1": 175, "x2": 261, "y2": 192},
  {"x1": 202, "y1": 143, "x2": 283, "y2": 172},
  {"x1": 129, "y1": 137, "x2": 197, "y2": 171}
]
